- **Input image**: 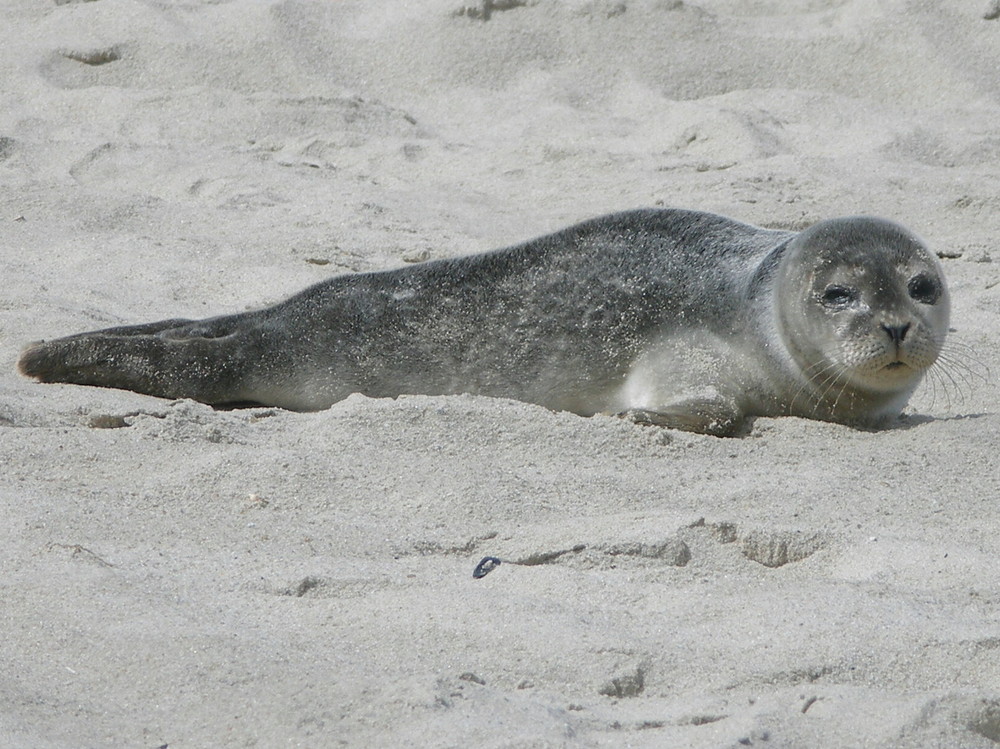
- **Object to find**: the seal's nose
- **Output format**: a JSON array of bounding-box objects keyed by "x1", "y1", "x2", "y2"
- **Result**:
[{"x1": 881, "y1": 322, "x2": 911, "y2": 345}]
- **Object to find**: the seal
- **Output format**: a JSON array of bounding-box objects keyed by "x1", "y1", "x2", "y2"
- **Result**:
[{"x1": 17, "y1": 208, "x2": 949, "y2": 436}]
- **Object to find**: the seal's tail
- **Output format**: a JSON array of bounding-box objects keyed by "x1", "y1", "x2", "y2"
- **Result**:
[{"x1": 17, "y1": 317, "x2": 255, "y2": 405}]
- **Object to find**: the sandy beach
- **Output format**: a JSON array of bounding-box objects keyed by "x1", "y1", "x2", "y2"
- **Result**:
[{"x1": 3, "y1": 1, "x2": 1000, "y2": 746}]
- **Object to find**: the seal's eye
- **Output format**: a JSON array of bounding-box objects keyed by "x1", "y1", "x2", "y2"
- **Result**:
[
  {"x1": 908, "y1": 273, "x2": 941, "y2": 305},
  {"x1": 820, "y1": 285, "x2": 858, "y2": 309}
]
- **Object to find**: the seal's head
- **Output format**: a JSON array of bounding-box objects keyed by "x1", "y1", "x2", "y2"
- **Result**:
[{"x1": 774, "y1": 216, "x2": 949, "y2": 423}]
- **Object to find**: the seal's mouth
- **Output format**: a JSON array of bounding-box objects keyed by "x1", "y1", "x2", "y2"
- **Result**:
[{"x1": 879, "y1": 359, "x2": 913, "y2": 377}]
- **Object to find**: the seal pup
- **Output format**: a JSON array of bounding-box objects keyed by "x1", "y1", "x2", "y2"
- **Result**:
[{"x1": 18, "y1": 209, "x2": 949, "y2": 436}]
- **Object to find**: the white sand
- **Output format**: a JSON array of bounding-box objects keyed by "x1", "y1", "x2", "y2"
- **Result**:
[{"x1": 3, "y1": 0, "x2": 1000, "y2": 746}]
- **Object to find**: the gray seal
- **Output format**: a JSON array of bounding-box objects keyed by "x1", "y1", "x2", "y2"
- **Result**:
[{"x1": 17, "y1": 208, "x2": 949, "y2": 436}]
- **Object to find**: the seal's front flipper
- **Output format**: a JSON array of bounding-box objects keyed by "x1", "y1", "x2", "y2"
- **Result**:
[{"x1": 617, "y1": 398, "x2": 748, "y2": 437}]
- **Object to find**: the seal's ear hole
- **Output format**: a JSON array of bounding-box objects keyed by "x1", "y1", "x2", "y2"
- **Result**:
[
  {"x1": 908, "y1": 273, "x2": 941, "y2": 305},
  {"x1": 820, "y1": 284, "x2": 858, "y2": 309}
]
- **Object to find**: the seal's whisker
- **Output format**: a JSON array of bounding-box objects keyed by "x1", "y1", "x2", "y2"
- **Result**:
[
  {"x1": 932, "y1": 358, "x2": 974, "y2": 399},
  {"x1": 935, "y1": 345, "x2": 990, "y2": 386},
  {"x1": 788, "y1": 360, "x2": 836, "y2": 414},
  {"x1": 917, "y1": 346, "x2": 987, "y2": 413},
  {"x1": 920, "y1": 364, "x2": 956, "y2": 411},
  {"x1": 805, "y1": 362, "x2": 849, "y2": 417},
  {"x1": 823, "y1": 368, "x2": 856, "y2": 417}
]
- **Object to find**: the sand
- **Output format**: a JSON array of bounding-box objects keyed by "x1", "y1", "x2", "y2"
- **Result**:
[{"x1": 3, "y1": 0, "x2": 1000, "y2": 746}]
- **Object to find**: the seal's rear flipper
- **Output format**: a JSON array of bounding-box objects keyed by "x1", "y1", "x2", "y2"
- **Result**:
[{"x1": 17, "y1": 319, "x2": 251, "y2": 405}]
